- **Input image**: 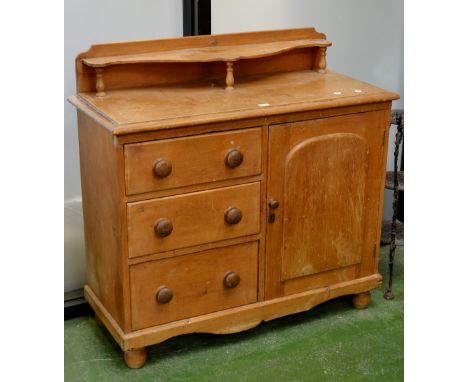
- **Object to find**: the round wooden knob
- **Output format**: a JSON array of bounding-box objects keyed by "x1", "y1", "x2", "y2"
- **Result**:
[
  {"x1": 224, "y1": 271, "x2": 240, "y2": 289},
  {"x1": 225, "y1": 149, "x2": 244, "y2": 168},
  {"x1": 156, "y1": 286, "x2": 173, "y2": 304},
  {"x1": 268, "y1": 199, "x2": 280, "y2": 209},
  {"x1": 154, "y1": 218, "x2": 173, "y2": 237},
  {"x1": 224, "y1": 207, "x2": 242, "y2": 225},
  {"x1": 153, "y1": 158, "x2": 172, "y2": 178}
]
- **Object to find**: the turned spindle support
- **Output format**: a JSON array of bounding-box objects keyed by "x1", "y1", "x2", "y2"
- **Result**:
[
  {"x1": 225, "y1": 61, "x2": 234, "y2": 90},
  {"x1": 95, "y1": 68, "x2": 105, "y2": 97},
  {"x1": 317, "y1": 47, "x2": 327, "y2": 73}
]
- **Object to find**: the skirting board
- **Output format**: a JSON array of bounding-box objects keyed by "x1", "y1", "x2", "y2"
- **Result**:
[{"x1": 85, "y1": 273, "x2": 382, "y2": 351}]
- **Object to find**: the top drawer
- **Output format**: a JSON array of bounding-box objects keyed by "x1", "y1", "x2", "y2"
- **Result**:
[{"x1": 124, "y1": 128, "x2": 262, "y2": 195}]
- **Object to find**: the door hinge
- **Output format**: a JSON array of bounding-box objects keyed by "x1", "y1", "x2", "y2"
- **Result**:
[{"x1": 382, "y1": 130, "x2": 386, "y2": 146}]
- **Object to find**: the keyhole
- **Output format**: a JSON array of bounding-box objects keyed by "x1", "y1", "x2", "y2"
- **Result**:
[{"x1": 268, "y1": 212, "x2": 276, "y2": 224}]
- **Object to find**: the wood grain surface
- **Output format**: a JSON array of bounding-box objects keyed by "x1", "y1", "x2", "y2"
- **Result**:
[
  {"x1": 281, "y1": 133, "x2": 369, "y2": 280},
  {"x1": 266, "y1": 110, "x2": 390, "y2": 298},
  {"x1": 75, "y1": 28, "x2": 327, "y2": 93},
  {"x1": 72, "y1": 28, "x2": 398, "y2": 365},
  {"x1": 130, "y1": 241, "x2": 258, "y2": 330},
  {"x1": 77, "y1": 111, "x2": 128, "y2": 330},
  {"x1": 83, "y1": 39, "x2": 331, "y2": 67},
  {"x1": 85, "y1": 273, "x2": 382, "y2": 350},
  {"x1": 76, "y1": 70, "x2": 398, "y2": 132},
  {"x1": 124, "y1": 128, "x2": 261, "y2": 195},
  {"x1": 127, "y1": 182, "x2": 260, "y2": 258}
]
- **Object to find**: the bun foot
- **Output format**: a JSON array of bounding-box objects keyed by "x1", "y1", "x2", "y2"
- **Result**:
[
  {"x1": 124, "y1": 348, "x2": 147, "y2": 369},
  {"x1": 352, "y1": 291, "x2": 371, "y2": 309}
]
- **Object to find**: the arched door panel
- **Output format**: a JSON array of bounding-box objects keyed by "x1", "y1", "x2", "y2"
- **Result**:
[
  {"x1": 281, "y1": 133, "x2": 369, "y2": 281},
  {"x1": 265, "y1": 110, "x2": 389, "y2": 299}
]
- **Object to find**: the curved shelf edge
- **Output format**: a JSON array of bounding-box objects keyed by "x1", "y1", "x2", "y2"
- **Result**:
[
  {"x1": 83, "y1": 274, "x2": 382, "y2": 351},
  {"x1": 82, "y1": 39, "x2": 332, "y2": 68}
]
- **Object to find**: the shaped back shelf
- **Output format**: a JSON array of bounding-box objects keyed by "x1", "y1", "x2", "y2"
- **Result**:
[{"x1": 76, "y1": 28, "x2": 331, "y2": 96}]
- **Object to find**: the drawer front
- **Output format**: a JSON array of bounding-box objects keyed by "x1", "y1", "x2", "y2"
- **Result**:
[
  {"x1": 127, "y1": 182, "x2": 260, "y2": 258},
  {"x1": 125, "y1": 128, "x2": 262, "y2": 195},
  {"x1": 130, "y1": 241, "x2": 258, "y2": 329}
]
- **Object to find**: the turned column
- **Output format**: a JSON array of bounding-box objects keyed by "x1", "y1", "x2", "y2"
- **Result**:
[
  {"x1": 317, "y1": 47, "x2": 327, "y2": 73},
  {"x1": 225, "y1": 61, "x2": 234, "y2": 90},
  {"x1": 95, "y1": 68, "x2": 105, "y2": 97}
]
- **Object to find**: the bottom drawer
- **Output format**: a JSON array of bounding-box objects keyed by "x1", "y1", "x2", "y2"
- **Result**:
[{"x1": 130, "y1": 241, "x2": 258, "y2": 330}]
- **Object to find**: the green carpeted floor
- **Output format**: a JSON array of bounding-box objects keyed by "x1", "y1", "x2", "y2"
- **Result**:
[{"x1": 65, "y1": 246, "x2": 403, "y2": 381}]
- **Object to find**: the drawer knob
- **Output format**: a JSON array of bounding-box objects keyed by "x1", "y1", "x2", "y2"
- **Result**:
[
  {"x1": 268, "y1": 199, "x2": 280, "y2": 209},
  {"x1": 224, "y1": 271, "x2": 240, "y2": 289},
  {"x1": 225, "y1": 149, "x2": 244, "y2": 168},
  {"x1": 224, "y1": 207, "x2": 242, "y2": 225},
  {"x1": 156, "y1": 286, "x2": 173, "y2": 304},
  {"x1": 153, "y1": 158, "x2": 172, "y2": 178},
  {"x1": 154, "y1": 218, "x2": 173, "y2": 237}
]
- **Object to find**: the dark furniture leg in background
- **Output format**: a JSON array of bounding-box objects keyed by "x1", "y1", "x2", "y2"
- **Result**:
[
  {"x1": 397, "y1": 142, "x2": 404, "y2": 222},
  {"x1": 384, "y1": 110, "x2": 404, "y2": 300},
  {"x1": 183, "y1": 0, "x2": 211, "y2": 36}
]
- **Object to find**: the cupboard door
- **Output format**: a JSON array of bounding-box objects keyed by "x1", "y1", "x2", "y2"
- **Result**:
[
  {"x1": 281, "y1": 133, "x2": 368, "y2": 280},
  {"x1": 266, "y1": 110, "x2": 390, "y2": 298}
]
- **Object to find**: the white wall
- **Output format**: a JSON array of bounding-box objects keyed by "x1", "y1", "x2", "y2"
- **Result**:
[
  {"x1": 64, "y1": 0, "x2": 183, "y2": 292},
  {"x1": 212, "y1": 0, "x2": 404, "y2": 220},
  {"x1": 65, "y1": 0, "x2": 403, "y2": 292}
]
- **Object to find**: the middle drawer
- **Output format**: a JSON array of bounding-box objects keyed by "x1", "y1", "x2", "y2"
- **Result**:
[{"x1": 127, "y1": 182, "x2": 261, "y2": 258}]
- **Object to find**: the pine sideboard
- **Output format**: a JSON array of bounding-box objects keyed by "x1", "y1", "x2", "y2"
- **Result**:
[{"x1": 69, "y1": 27, "x2": 399, "y2": 368}]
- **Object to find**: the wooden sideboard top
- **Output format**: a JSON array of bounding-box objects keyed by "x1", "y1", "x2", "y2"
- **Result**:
[
  {"x1": 69, "y1": 28, "x2": 399, "y2": 136},
  {"x1": 70, "y1": 70, "x2": 398, "y2": 135}
]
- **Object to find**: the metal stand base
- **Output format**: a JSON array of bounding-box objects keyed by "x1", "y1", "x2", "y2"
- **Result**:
[
  {"x1": 383, "y1": 289, "x2": 394, "y2": 300},
  {"x1": 383, "y1": 110, "x2": 404, "y2": 300}
]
